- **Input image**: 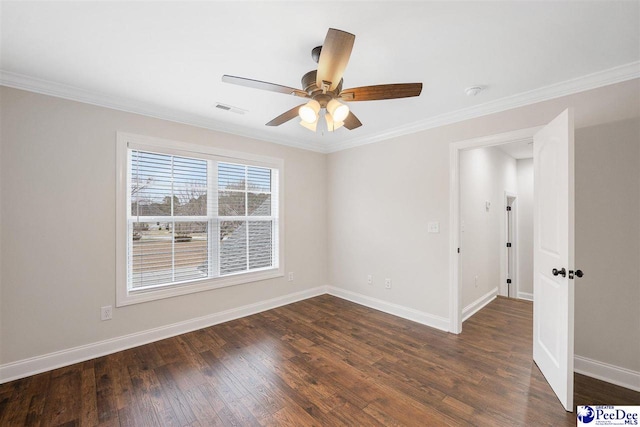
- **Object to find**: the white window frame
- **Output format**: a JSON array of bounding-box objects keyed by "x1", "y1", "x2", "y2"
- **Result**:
[{"x1": 116, "y1": 132, "x2": 284, "y2": 306}]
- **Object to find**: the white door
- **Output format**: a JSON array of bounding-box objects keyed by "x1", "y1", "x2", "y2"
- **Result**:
[{"x1": 533, "y1": 108, "x2": 575, "y2": 411}]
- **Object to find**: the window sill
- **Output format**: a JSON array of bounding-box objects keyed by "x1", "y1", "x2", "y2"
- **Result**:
[{"x1": 116, "y1": 268, "x2": 284, "y2": 307}]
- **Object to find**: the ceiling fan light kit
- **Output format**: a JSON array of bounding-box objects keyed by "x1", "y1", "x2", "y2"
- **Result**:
[
  {"x1": 327, "y1": 99, "x2": 350, "y2": 122},
  {"x1": 325, "y1": 113, "x2": 344, "y2": 132},
  {"x1": 222, "y1": 28, "x2": 423, "y2": 133},
  {"x1": 299, "y1": 118, "x2": 318, "y2": 132},
  {"x1": 299, "y1": 99, "x2": 321, "y2": 123}
]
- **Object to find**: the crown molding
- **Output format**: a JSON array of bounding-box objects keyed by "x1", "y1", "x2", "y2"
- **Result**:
[
  {"x1": 0, "y1": 70, "x2": 328, "y2": 153},
  {"x1": 2, "y1": 61, "x2": 639, "y2": 154},
  {"x1": 326, "y1": 61, "x2": 640, "y2": 153}
]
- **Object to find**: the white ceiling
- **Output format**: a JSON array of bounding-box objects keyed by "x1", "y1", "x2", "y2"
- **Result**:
[{"x1": 1, "y1": 1, "x2": 639, "y2": 153}]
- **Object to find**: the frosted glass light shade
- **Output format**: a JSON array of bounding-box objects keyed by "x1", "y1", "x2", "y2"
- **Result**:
[
  {"x1": 299, "y1": 100, "x2": 320, "y2": 123},
  {"x1": 327, "y1": 99, "x2": 349, "y2": 123},
  {"x1": 325, "y1": 113, "x2": 344, "y2": 132},
  {"x1": 300, "y1": 119, "x2": 318, "y2": 131}
]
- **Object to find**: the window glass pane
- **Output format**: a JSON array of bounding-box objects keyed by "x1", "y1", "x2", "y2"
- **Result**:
[
  {"x1": 220, "y1": 221, "x2": 247, "y2": 274},
  {"x1": 131, "y1": 222, "x2": 174, "y2": 288},
  {"x1": 174, "y1": 221, "x2": 209, "y2": 282},
  {"x1": 248, "y1": 193, "x2": 271, "y2": 216},
  {"x1": 174, "y1": 189, "x2": 207, "y2": 216},
  {"x1": 131, "y1": 151, "x2": 173, "y2": 216},
  {"x1": 247, "y1": 167, "x2": 271, "y2": 192},
  {"x1": 174, "y1": 156, "x2": 208, "y2": 216},
  {"x1": 249, "y1": 221, "x2": 272, "y2": 269},
  {"x1": 218, "y1": 191, "x2": 245, "y2": 216},
  {"x1": 130, "y1": 221, "x2": 209, "y2": 288},
  {"x1": 131, "y1": 151, "x2": 207, "y2": 217},
  {"x1": 218, "y1": 163, "x2": 245, "y2": 190}
]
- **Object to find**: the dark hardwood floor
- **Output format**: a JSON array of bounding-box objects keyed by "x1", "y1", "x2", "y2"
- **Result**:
[{"x1": 0, "y1": 295, "x2": 638, "y2": 426}]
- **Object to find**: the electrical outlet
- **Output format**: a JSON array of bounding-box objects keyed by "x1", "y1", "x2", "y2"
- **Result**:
[
  {"x1": 385, "y1": 278, "x2": 392, "y2": 289},
  {"x1": 101, "y1": 305, "x2": 112, "y2": 321},
  {"x1": 288, "y1": 272, "x2": 294, "y2": 282},
  {"x1": 367, "y1": 274, "x2": 373, "y2": 285}
]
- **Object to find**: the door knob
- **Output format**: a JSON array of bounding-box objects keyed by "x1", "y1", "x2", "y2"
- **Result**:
[{"x1": 552, "y1": 268, "x2": 566, "y2": 278}]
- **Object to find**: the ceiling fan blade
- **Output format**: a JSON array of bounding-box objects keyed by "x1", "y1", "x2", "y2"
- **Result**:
[
  {"x1": 222, "y1": 75, "x2": 309, "y2": 98},
  {"x1": 316, "y1": 28, "x2": 355, "y2": 92},
  {"x1": 343, "y1": 111, "x2": 362, "y2": 130},
  {"x1": 266, "y1": 104, "x2": 305, "y2": 126},
  {"x1": 339, "y1": 83, "x2": 423, "y2": 101}
]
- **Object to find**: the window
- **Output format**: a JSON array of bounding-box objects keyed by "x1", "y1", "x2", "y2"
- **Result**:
[{"x1": 116, "y1": 133, "x2": 283, "y2": 306}]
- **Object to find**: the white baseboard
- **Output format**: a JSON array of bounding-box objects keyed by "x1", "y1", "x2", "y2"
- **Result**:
[
  {"x1": 575, "y1": 355, "x2": 640, "y2": 392},
  {"x1": 518, "y1": 292, "x2": 533, "y2": 301},
  {"x1": 326, "y1": 286, "x2": 450, "y2": 332},
  {"x1": 462, "y1": 287, "x2": 499, "y2": 322},
  {"x1": 0, "y1": 286, "x2": 327, "y2": 384}
]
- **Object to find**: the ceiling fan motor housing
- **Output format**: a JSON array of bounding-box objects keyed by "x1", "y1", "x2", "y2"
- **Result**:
[{"x1": 301, "y1": 70, "x2": 343, "y2": 107}]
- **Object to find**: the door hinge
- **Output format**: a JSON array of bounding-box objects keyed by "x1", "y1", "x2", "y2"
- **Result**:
[
  {"x1": 457, "y1": 248, "x2": 460, "y2": 253},
  {"x1": 506, "y1": 206, "x2": 512, "y2": 211},
  {"x1": 506, "y1": 279, "x2": 512, "y2": 284},
  {"x1": 506, "y1": 242, "x2": 512, "y2": 247}
]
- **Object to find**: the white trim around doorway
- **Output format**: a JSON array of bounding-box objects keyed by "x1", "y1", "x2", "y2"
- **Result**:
[
  {"x1": 504, "y1": 191, "x2": 518, "y2": 299},
  {"x1": 449, "y1": 126, "x2": 542, "y2": 333}
]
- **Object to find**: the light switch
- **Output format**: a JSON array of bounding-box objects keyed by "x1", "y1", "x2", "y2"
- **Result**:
[{"x1": 428, "y1": 221, "x2": 440, "y2": 233}]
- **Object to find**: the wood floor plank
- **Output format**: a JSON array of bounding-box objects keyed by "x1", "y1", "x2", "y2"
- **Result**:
[
  {"x1": 23, "y1": 374, "x2": 50, "y2": 427},
  {"x1": 40, "y1": 366, "x2": 82, "y2": 426},
  {"x1": 198, "y1": 382, "x2": 243, "y2": 426},
  {"x1": 80, "y1": 365, "x2": 99, "y2": 426},
  {"x1": 153, "y1": 364, "x2": 198, "y2": 425},
  {"x1": 1, "y1": 377, "x2": 30, "y2": 426},
  {"x1": 182, "y1": 385, "x2": 225, "y2": 425},
  {"x1": 1, "y1": 295, "x2": 639, "y2": 426},
  {"x1": 93, "y1": 357, "x2": 120, "y2": 425}
]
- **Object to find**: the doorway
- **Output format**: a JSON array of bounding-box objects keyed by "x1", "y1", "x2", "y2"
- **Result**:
[
  {"x1": 448, "y1": 126, "x2": 541, "y2": 334},
  {"x1": 456, "y1": 142, "x2": 533, "y2": 323},
  {"x1": 451, "y1": 110, "x2": 578, "y2": 411}
]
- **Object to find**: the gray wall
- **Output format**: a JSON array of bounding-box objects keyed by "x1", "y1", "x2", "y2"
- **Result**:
[
  {"x1": 0, "y1": 87, "x2": 328, "y2": 364},
  {"x1": 575, "y1": 118, "x2": 640, "y2": 372},
  {"x1": 516, "y1": 158, "x2": 534, "y2": 297},
  {"x1": 328, "y1": 79, "x2": 640, "y2": 374}
]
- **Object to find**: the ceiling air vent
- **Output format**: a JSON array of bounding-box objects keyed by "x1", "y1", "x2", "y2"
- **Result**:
[{"x1": 215, "y1": 103, "x2": 247, "y2": 115}]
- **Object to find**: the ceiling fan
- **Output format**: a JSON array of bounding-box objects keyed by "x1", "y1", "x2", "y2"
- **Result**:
[{"x1": 222, "y1": 28, "x2": 423, "y2": 132}]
